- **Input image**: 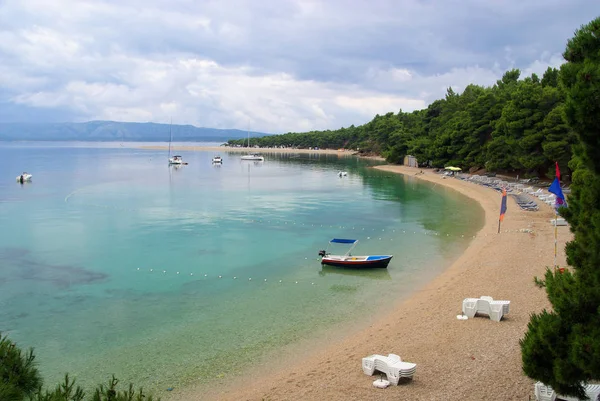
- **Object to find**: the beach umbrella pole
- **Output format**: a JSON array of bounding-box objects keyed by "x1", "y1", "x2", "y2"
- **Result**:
[{"x1": 554, "y1": 210, "x2": 558, "y2": 269}]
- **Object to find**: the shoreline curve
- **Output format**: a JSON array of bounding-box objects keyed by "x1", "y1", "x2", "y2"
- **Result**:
[{"x1": 169, "y1": 165, "x2": 570, "y2": 401}]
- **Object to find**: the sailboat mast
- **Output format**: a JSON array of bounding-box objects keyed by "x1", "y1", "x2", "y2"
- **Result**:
[{"x1": 168, "y1": 118, "x2": 172, "y2": 158}]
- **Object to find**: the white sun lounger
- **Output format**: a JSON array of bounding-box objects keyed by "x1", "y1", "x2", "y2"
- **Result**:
[
  {"x1": 534, "y1": 381, "x2": 600, "y2": 401},
  {"x1": 362, "y1": 354, "x2": 417, "y2": 385},
  {"x1": 462, "y1": 296, "x2": 510, "y2": 321}
]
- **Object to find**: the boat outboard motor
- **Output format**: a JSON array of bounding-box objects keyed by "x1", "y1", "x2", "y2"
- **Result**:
[{"x1": 318, "y1": 250, "x2": 327, "y2": 257}]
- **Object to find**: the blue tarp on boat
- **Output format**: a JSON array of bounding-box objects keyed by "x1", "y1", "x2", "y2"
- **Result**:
[{"x1": 330, "y1": 238, "x2": 358, "y2": 244}]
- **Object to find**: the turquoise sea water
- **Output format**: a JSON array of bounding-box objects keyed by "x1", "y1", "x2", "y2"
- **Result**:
[{"x1": 0, "y1": 142, "x2": 484, "y2": 395}]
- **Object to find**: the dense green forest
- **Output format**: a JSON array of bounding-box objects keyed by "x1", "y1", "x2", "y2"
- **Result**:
[{"x1": 228, "y1": 67, "x2": 577, "y2": 180}]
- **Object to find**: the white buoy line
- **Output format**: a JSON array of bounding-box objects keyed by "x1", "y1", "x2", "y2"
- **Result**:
[{"x1": 135, "y1": 267, "x2": 317, "y2": 286}]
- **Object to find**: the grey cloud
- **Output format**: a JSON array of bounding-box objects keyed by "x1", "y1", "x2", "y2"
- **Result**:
[{"x1": 1, "y1": 0, "x2": 599, "y2": 132}]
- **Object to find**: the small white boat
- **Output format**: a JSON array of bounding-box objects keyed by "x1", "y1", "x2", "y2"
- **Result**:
[
  {"x1": 241, "y1": 154, "x2": 264, "y2": 161},
  {"x1": 167, "y1": 120, "x2": 187, "y2": 165},
  {"x1": 212, "y1": 155, "x2": 223, "y2": 164},
  {"x1": 338, "y1": 171, "x2": 348, "y2": 177},
  {"x1": 169, "y1": 155, "x2": 186, "y2": 165},
  {"x1": 16, "y1": 172, "x2": 32, "y2": 183}
]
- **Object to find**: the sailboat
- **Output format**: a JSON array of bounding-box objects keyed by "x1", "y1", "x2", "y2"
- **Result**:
[
  {"x1": 168, "y1": 120, "x2": 186, "y2": 165},
  {"x1": 240, "y1": 127, "x2": 264, "y2": 161}
]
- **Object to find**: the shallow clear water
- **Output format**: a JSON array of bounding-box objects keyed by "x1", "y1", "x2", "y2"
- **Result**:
[{"x1": 0, "y1": 142, "x2": 484, "y2": 393}]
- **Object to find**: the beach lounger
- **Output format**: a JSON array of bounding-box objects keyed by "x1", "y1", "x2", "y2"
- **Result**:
[
  {"x1": 462, "y1": 296, "x2": 510, "y2": 322},
  {"x1": 534, "y1": 382, "x2": 557, "y2": 401},
  {"x1": 534, "y1": 382, "x2": 600, "y2": 401},
  {"x1": 462, "y1": 298, "x2": 479, "y2": 318},
  {"x1": 362, "y1": 354, "x2": 417, "y2": 385}
]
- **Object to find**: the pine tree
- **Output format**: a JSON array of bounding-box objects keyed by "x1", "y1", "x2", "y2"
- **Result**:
[
  {"x1": 520, "y1": 17, "x2": 600, "y2": 399},
  {"x1": 0, "y1": 333, "x2": 42, "y2": 401}
]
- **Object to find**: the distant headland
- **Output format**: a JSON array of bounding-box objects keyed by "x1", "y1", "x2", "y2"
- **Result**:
[{"x1": 0, "y1": 121, "x2": 272, "y2": 142}]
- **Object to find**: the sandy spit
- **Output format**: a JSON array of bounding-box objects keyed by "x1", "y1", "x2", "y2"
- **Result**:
[
  {"x1": 139, "y1": 145, "x2": 353, "y2": 156},
  {"x1": 169, "y1": 165, "x2": 570, "y2": 401}
]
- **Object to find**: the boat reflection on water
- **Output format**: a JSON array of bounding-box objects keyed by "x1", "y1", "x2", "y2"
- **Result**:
[{"x1": 318, "y1": 264, "x2": 392, "y2": 280}]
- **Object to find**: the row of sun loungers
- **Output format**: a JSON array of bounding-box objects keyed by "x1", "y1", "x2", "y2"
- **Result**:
[
  {"x1": 534, "y1": 381, "x2": 600, "y2": 401},
  {"x1": 362, "y1": 354, "x2": 417, "y2": 385},
  {"x1": 459, "y1": 174, "x2": 570, "y2": 212},
  {"x1": 512, "y1": 193, "x2": 539, "y2": 211},
  {"x1": 462, "y1": 296, "x2": 511, "y2": 322}
]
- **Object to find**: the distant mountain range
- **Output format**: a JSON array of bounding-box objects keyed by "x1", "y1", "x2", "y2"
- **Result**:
[{"x1": 0, "y1": 121, "x2": 272, "y2": 142}]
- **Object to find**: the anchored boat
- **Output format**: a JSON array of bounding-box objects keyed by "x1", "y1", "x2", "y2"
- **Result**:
[
  {"x1": 318, "y1": 238, "x2": 392, "y2": 268},
  {"x1": 16, "y1": 172, "x2": 32, "y2": 183}
]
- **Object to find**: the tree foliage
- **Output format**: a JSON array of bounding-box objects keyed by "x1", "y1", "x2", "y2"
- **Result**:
[
  {"x1": 520, "y1": 17, "x2": 600, "y2": 399},
  {"x1": 228, "y1": 68, "x2": 577, "y2": 180},
  {"x1": 0, "y1": 333, "x2": 42, "y2": 401},
  {"x1": 0, "y1": 333, "x2": 159, "y2": 401}
]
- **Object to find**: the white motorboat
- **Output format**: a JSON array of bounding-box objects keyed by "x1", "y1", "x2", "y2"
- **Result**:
[
  {"x1": 16, "y1": 172, "x2": 32, "y2": 183},
  {"x1": 241, "y1": 154, "x2": 264, "y2": 161},
  {"x1": 169, "y1": 155, "x2": 185, "y2": 165},
  {"x1": 212, "y1": 155, "x2": 223, "y2": 164},
  {"x1": 338, "y1": 171, "x2": 348, "y2": 177}
]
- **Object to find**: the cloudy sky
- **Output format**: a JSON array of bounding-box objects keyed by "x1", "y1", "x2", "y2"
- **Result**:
[{"x1": 0, "y1": 1, "x2": 597, "y2": 133}]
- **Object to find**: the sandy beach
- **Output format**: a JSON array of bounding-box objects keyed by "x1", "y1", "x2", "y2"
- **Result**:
[
  {"x1": 139, "y1": 145, "x2": 353, "y2": 156},
  {"x1": 170, "y1": 165, "x2": 570, "y2": 401}
]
